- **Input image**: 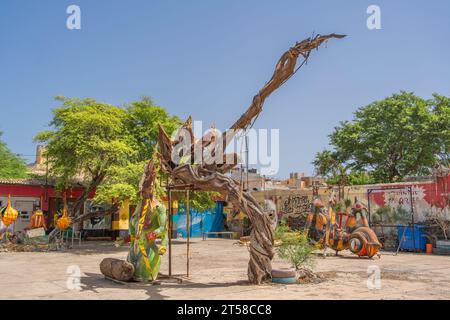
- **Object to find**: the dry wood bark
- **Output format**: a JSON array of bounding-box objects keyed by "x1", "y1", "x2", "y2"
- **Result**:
[
  {"x1": 100, "y1": 258, "x2": 135, "y2": 282},
  {"x1": 158, "y1": 34, "x2": 345, "y2": 284}
]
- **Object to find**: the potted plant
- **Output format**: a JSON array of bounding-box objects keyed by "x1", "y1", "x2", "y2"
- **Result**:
[{"x1": 272, "y1": 221, "x2": 317, "y2": 283}]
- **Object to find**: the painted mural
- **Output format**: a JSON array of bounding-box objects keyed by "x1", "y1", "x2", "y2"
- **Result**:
[
  {"x1": 252, "y1": 173, "x2": 450, "y2": 234},
  {"x1": 369, "y1": 174, "x2": 450, "y2": 223}
]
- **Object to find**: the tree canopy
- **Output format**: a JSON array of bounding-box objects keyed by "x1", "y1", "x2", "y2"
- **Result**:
[
  {"x1": 0, "y1": 131, "x2": 28, "y2": 179},
  {"x1": 432, "y1": 94, "x2": 450, "y2": 167},
  {"x1": 314, "y1": 92, "x2": 450, "y2": 184},
  {"x1": 35, "y1": 96, "x2": 181, "y2": 217}
]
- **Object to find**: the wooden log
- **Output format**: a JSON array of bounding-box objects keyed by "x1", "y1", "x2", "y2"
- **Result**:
[{"x1": 100, "y1": 258, "x2": 135, "y2": 282}]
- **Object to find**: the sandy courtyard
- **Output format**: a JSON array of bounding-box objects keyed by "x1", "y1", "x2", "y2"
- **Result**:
[{"x1": 1, "y1": 238, "x2": 449, "y2": 300}]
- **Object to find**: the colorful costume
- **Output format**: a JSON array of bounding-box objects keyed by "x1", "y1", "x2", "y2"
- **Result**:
[
  {"x1": 28, "y1": 210, "x2": 47, "y2": 230},
  {"x1": 0, "y1": 195, "x2": 19, "y2": 241},
  {"x1": 55, "y1": 197, "x2": 71, "y2": 231},
  {"x1": 1, "y1": 195, "x2": 18, "y2": 227},
  {"x1": 127, "y1": 198, "x2": 168, "y2": 281}
]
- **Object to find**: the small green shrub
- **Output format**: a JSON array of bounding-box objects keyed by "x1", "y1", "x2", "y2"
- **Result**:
[{"x1": 275, "y1": 221, "x2": 316, "y2": 270}]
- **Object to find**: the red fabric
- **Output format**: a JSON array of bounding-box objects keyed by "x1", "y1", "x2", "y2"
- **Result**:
[{"x1": 146, "y1": 231, "x2": 157, "y2": 241}]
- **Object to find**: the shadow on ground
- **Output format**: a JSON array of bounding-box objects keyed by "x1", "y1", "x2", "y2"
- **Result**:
[
  {"x1": 64, "y1": 240, "x2": 192, "y2": 256},
  {"x1": 63, "y1": 242, "x2": 129, "y2": 255},
  {"x1": 80, "y1": 272, "x2": 251, "y2": 300}
]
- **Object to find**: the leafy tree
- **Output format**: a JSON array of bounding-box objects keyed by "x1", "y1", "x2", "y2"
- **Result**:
[
  {"x1": 315, "y1": 92, "x2": 440, "y2": 183},
  {"x1": 431, "y1": 94, "x2": 450, "y2": 167},
  {"x1": 125, "y1": 97, "x2": 181, "y2": 162},
  {"x1": 313, "y1": 150, "x2": 348, "y2": 185},
  {"x1": 177, "y1": 191, "x2": 220, "y2": 212},
  {"x1": 93, "y1": 97, "x2": 181, "y2": 206},
  {"x1": 0, "y1": 131, "x2": 28, "y2": 178},
  {"x1": 93, "y1": 162, "x2": 146, "y2": 205},
  {"x1": 313, "y1": 150, "x2": 374, "y2": 187},
  {"x1": 36, "y1": 96, "x2": 216, "y2": 221},
  {"x1": 35, "y1": 97, "x2": 135, "y2": 219}
]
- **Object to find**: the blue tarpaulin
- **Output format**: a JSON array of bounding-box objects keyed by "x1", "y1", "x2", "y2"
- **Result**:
[{"x1": 173, "y1": 201, "x2": 224, "y2": 237}]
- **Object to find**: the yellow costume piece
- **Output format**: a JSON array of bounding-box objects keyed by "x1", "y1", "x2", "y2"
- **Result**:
[
  {"x1": 1, "y1": 195, "x2": 18, "y2": 227},
  {"x1": 55, "y1": 199, "x2": 71, "y2": 231},
  {"x1": 28, "y1": 210, "x2": 47, "y2": 230}
]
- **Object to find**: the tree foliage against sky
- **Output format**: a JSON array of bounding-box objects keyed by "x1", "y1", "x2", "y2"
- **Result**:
[
  {"x1": 314, "y1": 92, "x2": 450, "y2": 184},
  {"x1": 35, "y1": 96, "x2": 181, "y2": 217},
  {"x1": 432, "y1": 94, "x2": 450, "y2": 167},
  {"x1": 0, "y1": 131, "x2": 28, "y2": 179}
]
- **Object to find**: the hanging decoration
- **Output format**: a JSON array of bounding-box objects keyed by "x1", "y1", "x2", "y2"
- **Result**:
[
  {"x1": 55, "y1": 196, "x2": 71, "y2": 231},
  {"x1": 1, "y1": 195, "x2": 19, "y2": 227}
]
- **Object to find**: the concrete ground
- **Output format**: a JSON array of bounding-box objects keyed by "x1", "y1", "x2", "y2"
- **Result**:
[{"x1": 0, "y1": 238, "x2": 449, "y2": 300}]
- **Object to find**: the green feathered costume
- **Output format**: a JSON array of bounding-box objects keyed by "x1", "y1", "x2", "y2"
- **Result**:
[{"x1": 127, "y1": 198, "x2": 169, "y2": 281}]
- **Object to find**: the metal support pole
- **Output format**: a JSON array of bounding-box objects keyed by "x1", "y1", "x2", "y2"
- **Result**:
[
  {"x1": 168, "y1": 189, "x2": 173, "y2": 277},
  {"x1": 186, "y1": 190, "x2": 190, "y2": 277},
  {"x1": 409, "y1": 186, "x2": 416, "y2": 251},
  {"x1": 367, "y1": 189, "x2": 372, "y2": 227}
]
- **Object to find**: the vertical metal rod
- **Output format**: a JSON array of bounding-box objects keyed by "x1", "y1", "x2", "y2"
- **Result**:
[
  {"x1": 168, "y1": 189, "x2": 173, "y2": 277},
  {"x1": 186, "y1": 189, "x2": 190, "y2": 277},
  {"x1": 367, "y1": 189, "x2": 372, "y2": 227},
  {"x1": 245, "y1": 135, "x2": 249, "y2": 190},
  {"x1": 409, "y1": 186, "x2": 416, "y2": 251}
]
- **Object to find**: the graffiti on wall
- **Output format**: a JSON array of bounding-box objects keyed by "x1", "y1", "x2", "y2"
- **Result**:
[
  {"x1": 370, "y1": 181, "x2": 450, "y2": 222},
  {"x1": 383, "y1": 187, "x2": 425, "y2": 209},
  {"x1": 277, "y1": 195, "x2": 311, "y2": 230},
  {"x1": 281, "y1": 195, "x2": 311, "y2": 216}
]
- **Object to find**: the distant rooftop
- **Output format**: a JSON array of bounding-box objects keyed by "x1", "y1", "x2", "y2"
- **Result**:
[{"x1": 0, "y1": 178, "x2": 49, "y2": 186}]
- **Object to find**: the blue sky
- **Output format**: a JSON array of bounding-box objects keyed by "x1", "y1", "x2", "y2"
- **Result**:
[{"x1": 1, "y1": 0, "x2": 449, "y2": 177}]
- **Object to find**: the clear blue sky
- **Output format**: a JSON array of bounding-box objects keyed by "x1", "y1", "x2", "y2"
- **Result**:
[{"x1": 1, "y1": 0, "x2": 449, "y2": 177}]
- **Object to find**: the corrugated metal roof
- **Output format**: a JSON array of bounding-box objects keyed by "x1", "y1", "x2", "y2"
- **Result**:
[{"x1": 0, "y1": 178, "x2": 50, "y2": 186}]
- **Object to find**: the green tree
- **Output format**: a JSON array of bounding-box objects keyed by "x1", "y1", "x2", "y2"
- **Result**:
[
  {"x1": 313, "y1": 150, "x2": 348, "y2": 185},
  {"x1": 0, "y1": 131, "x2": 28, "y2": 179},
  {"x1": 314, "y1": 92, "x2": 440, "y2": 183},
  {"x1": 176, "y1": 191, "x2": 220, "y2": 212},
  {"x1": 431, "y1": 94, "x2": 450, "y2": 167},
  {"x1": 35, "y1": 97, "x2": 135, "y2": 218},
  {"x1": 93, "y1": 97, "x2": 181, "y2": 206},
  {"x1": 312, "y1": 150, "x2": 374, "y2": 187},
  {"x1": 125, "y1": 97, "x2": 181, "y2": 162},
  {"x1": 36, "y1": 96, "x2": 216, "y2": 221}
]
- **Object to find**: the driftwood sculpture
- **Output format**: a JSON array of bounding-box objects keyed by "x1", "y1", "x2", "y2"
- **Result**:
[{"x1": 158, "y1": 34, "x2": 345, "y2": 284}]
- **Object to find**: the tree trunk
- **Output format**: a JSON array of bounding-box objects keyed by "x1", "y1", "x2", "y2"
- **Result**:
[
  {"x1": 72, "y1": 203, "x2": 119, "y2": 225},
  {"x1": 100, "y1": 258, "x2": 135, "y2": 282},
  {"x1": 171, "y1": 165, "x2": 274, "y2": 284},
  {"x1": 71, "y1": 172, "x2": 106, "y2": 228}
]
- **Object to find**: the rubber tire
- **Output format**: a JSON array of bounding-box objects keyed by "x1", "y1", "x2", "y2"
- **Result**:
[
  {"x1": 349, "y1": 232, "x2": 366, "y2": 254},
  {"x1": 271, "y1": 268, "x2": 297, "y2": 278},
  {"x1": 272, "y1": 276, "x2": 297, "y2": 284}
]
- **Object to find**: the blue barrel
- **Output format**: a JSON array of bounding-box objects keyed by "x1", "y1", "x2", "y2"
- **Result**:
[{"x1": 396, "y1": 225, "x2": 427, "y2": 251}]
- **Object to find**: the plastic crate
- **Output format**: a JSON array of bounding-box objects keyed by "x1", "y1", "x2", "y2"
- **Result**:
[{"x1": 396, "y1": 225, "x2": 427, "y2": 251}]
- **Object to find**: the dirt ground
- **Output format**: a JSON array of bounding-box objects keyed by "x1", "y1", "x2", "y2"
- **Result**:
[{"x1": 0, "y1": 238, "x2": 449, "y2": 300}]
